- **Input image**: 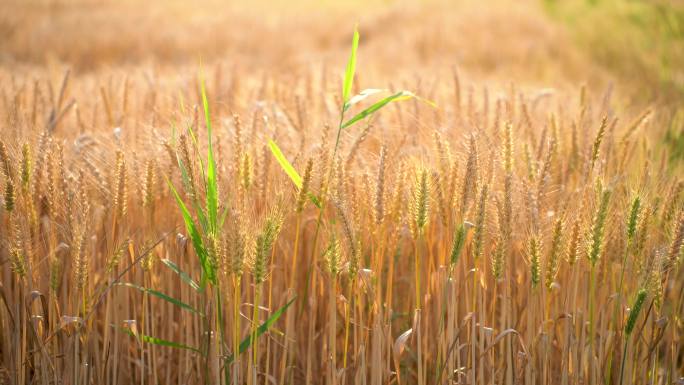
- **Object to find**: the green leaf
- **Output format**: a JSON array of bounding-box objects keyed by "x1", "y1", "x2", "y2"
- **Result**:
[
  {"x1": 268, "y1": 140, "x2": 322, "y2": 209},
  {"x1": 344, "y1": 88, "x2": 386, "y2": 112},
  {"x1": 307, "y1": 192, "x2": 322, "y2": 209},
  {"x1": 200, "y1": 78, "x2": 219, "y2": 235},
  {"x1": 122, "y1": 328, "x2": 201, "y2": 354},
  {"x1": 160, "y1": 258, "x2": 201, "y2": 292},
  {"x1": 227, "y1": 297, "x2": 296, "y2": 363},
  {"x1": 342, "y1": 25, "x2": 360, "y2": 104},
  {"x1": 342, "y1": 90, "x2": 426, "y2": 129},
  {"x1": 117, "y1": 282, "x2": 203, "y2": 315},
  {"x1": 268, "y1": 139, "x2": 303, "y2": 188},
  {"x1": 166, "y1": 177, "x2": 215, "y2": 285},
  {"x1": 450, "y1": 223, "x2": 468, "y2": 265}
]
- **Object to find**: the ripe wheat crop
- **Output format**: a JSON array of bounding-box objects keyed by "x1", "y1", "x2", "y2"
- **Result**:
[{"x1": 0, "y1": 2, "x2": 683, "y2": 384}]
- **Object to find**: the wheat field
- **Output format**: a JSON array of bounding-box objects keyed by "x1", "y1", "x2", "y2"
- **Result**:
[{"x1": 0, "y1": 0, "x2": 683, "y2": 384}]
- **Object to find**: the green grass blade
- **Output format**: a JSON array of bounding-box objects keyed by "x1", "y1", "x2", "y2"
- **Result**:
[
  {"x1": 200, "y1": 77, "x2": 218, "y2": 235},
  {"x1": 342, "y1": 25, "x2": 360, "y2": 104},
  {"x1": 344, "y1": 88, "x2": 386, "y2": 111},
  {"x1": 166, "y1": 177, "x2": 214, "y2": 285},
  {"x1": 219, "y1": 206, "x2": 230, "y2": 229},
  {"x1": 227, "y1": 296, "x2": 296, "y2": 363},
  {"x1": 307, "y1": 192, "x2": 322, "y2": 209},
  {"x1": 117, "y1": 282, "x2": 203, "y2": 315},
  {"x1": 268, "y1": 139, "x2": 303, "y2": 188},
  {"x1": 342, "y1": 91, "x2": 416, "y2": 129},
  {"x1": 160, "y1": 258, "x2": 201, "y2": 292},
  {"x1": 122, "y1": 328, "x2": 201, "y2": 354},
  {"x1": 268, "y1": 139, "x2": 321, "y2": 208}
]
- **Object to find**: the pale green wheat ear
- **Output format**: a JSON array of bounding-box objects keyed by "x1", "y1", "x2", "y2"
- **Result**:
[
  {"x1": 529, "y1": 234, "x2": 542, "y2": 288},
  {"x1": 626, "y1": 195, "x2": 641, "y2": 240},
  {"x1": 410, "y1": 167, "x2": 431, "y2": 237},
  {"x1": 625, "y1": 289, "x2": 647, "y2": 335},
  {"x1": 587, "y1": 187, "x2": 612, "y2": 266},
  {"x1": 450, "y1": 222, "x2": 470, "y2": 265}
]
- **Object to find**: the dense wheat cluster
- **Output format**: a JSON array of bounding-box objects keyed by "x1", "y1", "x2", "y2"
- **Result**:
[{"x1": 1, "y1": 1, "x2": 683, "y2": 384}]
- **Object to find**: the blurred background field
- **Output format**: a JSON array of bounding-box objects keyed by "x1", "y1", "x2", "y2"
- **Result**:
[{"x1": 2, "y1": 0, "x2": 683, "y2": 159}]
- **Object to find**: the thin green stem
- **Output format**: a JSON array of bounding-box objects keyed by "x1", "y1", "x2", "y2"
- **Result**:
[
  {"x1": 619, "y1": 336, "x2": 629, "y2": 385},
  {"x1": 251, "y1": 283, "x2": 262, "y2": 385},
  {"x1": 414, "y1": 232, "x2": 423, "y2": 385},
  {"x1": 589, "y1": 263, "x2": 596, "y2": 382}
]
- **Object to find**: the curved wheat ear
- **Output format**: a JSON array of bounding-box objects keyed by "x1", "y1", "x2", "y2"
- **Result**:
[
  {"x1": 205, "y1": 234, "x2": 221, "y2": 277},
  {"x1": 72, "y1": 225, "x2": 88, "y2": 292},
  {"x1": 450, "y1": 222, "x2": 469, "y2": 266},
  {"x1": 502, "y1": 122, "x2": 513, "y2": 173},
  {"x1": 433, "y1": 170, "x2": 449, "y2": 227},
  {"x1": 4, "y1": 175, "x2": 15, "y2": 212},
  {"x1": 589, "y1": 115, "x2": 608, "y2": 173},
  {"x1": 642, "y1": 250, "x2": 665, "y2": 307},
  {"x1": 233, "y1": 114, "x2": 244, "y2": 176},
  {"x1": 226, "y1": 216, "x2": 247, "y2": 277},
  {"x1": 667, "y1": 213, "x2": 684, "y2": 269},
  {"x1": 296, "y1": 158, "x2": 314, "y2": 213},
  {"x1": 626, "y1": 196, "x2": 641, "y2": 244},
  {"x1": 240, "y1": 151, "x2": 253, "y2": 191},
  {"x1": 31, "y1": 132, "x2": 49, "y2": 202},
  {"x1": 49, "y1": 245, "x2": 67, "y2": 294},
  {"x1": 410, "y1": 167, "x2": 430, "y2": 237},
  {"x1": 113, "y1": 150, "x2": 127, "y2": 218},
  {"x1": 107, "y1": 239, "x2": 129, "y2": 273},
  {"x1": 661, "y1": 181, "x2": 683, "y2": 234},
  {"x1": 472, "y1": 184, "x2": 489, "y2": 261},
  {"x1": 446, "y1": 160, "x2": 458, "y2": 211},
  {"x1": 537, "y1": 135, "x2": 556, "y2": 210},
  {"x1": 46, "y1": 148, "x2": 58, "y2": 220},
  {"x1": 388, "y1": 162, "x2": 407, "y2": 224},
  {"x1": 348, "y1": 239, "x2": 362, "y2": 279},
  {"x1": 140, "y1": 239, "x2": 159, "y2": 271},
  {"x1": 333, "y1": 199, "x2": 356, "y2": 257},
  {"x1": 20, "y1": 143, "x2": 31, "y2": 192},
  {"x1": 460, "y1": 135, "x2": 478, "y2": 217},
  {"x1": 252, "y1": 207, "x2": 284, "y2": 284},
  {"x1": 500, "y1": 123, "x2": 514, "y2": 248},
  {"x1": 142, "y1": 159, "x2": 156, "y2": 213},
  {"x1": 566, "y1": 215, "x2": 583, "y2": 265},
  {"x1": 587, "y1": 187, "x2": 611, "y2": 266},
  {"x1": 162, "y1": 139, "x2": 175, "y2": 178},
  {"x1": 324, "y1": 233, "x2": 343, "y2": 276},
  {"x1": 492, "y1": 236, "x2": 504, "y2": 281},
  {"x1": 624, "y1": 289, "x2": 647, "y2": 335},
  {"x1": 374, "y1": 145, "x2": 387, "y2": 226},
  {"x1": 8, "y1": 219, "x2": 26, "y2": 278},
  {"x1": 529, "y1": 233, "x2": 542, "y2": 288},
  {"x1": 545, "y1": 217, "x2": 564, "y2": 289},
  {"x1": 0, "y1": 140, "x2": 12, "y2": 180},
  {"x1": 621, "y1": 108, "x2": 651, "y2": 143},
  {"x1": 178, "y1": 134, "x2": 196, "y2": 201}
]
